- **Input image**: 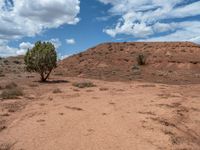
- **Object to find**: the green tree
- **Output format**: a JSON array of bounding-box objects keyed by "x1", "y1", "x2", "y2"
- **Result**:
[{"x1": 24, "y1": 41, "x2": 57, "y2": 82}]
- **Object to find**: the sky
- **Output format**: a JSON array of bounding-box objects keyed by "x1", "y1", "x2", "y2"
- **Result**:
[{"x1": 0, "y1": 0, "x2": 200, "y2": 58}]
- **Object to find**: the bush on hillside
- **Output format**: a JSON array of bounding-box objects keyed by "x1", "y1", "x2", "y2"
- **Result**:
[{"x1": 137, "y1": 53, "x2": 146, "y2": 65}]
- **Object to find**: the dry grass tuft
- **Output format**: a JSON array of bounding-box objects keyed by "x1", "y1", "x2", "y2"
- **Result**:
[
  {"x1": 5, "y1": 82, "x2": 17, "y2": 89},
  {"x1": 0, "y1": 82, "x2": 23, "y2": 99},
  {"x1": 53, "y1": 88, "x2": 62, "y2": 94},
  {"x1": 0, "y1": 71, "x2": 5, "y2": 77},
  {"x1": 99, "y1": 87, "x2": 109, "y2": 91},
  {"x1": 72, "y1": 81, "x2": 96, "y2": 88},
  {"x1": 0, "y1": 143, "x2": 15, "y2": 150}
]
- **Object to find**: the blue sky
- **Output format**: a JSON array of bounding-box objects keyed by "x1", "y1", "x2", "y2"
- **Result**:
[{"x1": 0, "y1": 0, "x2": 200, "y2": 57}]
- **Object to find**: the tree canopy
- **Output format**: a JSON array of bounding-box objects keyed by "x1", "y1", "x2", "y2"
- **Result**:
[{"x1": 24, "y1": 41, "x2": 57, "y2": 82}]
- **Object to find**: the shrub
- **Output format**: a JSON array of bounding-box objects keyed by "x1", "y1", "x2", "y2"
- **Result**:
[
  {"x1": 5, "y1": 82, "x2": 17, "y2": 89},
  {"x1": 53, "y1": 88, "x2": 62, "y2": 93},
  {"x1": 1, "y1": 88, "x2": 23, "y2": 99},
  {"x1": 13, "y1": 60, "x2": 21, "y2": 64},
  {"x1": 132, "y1": 64, "x2": 140, "y2": 70},
  {"x1": 132, "y1": 64, "x2": 141, "y2": 75},
  {"x1": 99, "y1": 87, "x2": 109, "y2": 91},
  {"x1": 0, "y1": 82, "x2": 23, "y2": 99},
  {"x1": 0, "y1": 73, "x2": 5, "y2": 77},
  {"x1": 137, "y1": 53, "x2": 146, "y2": 65},
  {"x1": 3, "y1": 60, "x2": 9, "y2": 65},
  {"x1": 78, "y1": 53, "x2": 83, "y2": 57},
  {"x1": 0, "y1": 143, "x2": 14, "y2": 150},
  {"x1": 72, "y1": 82, "x2": 96, "y2": 88},
  {"x1": 24, "y1": 41, "x2": 57, "y2": 82}
]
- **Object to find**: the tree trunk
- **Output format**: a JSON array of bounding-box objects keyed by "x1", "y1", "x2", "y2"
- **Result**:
[
  {"x1": 44, "y1": 69, "x2": 52, "y2": 81},
  {"x1": 40, "y1": 72, "x2": 46, "y2": 82},
  {"x1": 40, "y1": 69, "x2": 52, "y2": 82}
]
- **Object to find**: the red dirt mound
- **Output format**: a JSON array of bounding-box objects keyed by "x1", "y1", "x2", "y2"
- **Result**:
[{"x1": 57, "y1": 42, "x2": 200, "y2": 84}]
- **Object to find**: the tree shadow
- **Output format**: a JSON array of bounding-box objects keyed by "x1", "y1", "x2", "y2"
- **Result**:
[{"x1": 34, "y1": 79, "x2": 69, "y2": 84}]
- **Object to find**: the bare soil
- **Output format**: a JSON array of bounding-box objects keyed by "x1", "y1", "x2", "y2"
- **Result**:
[{"x1": 0, "y1": 42, "x2": 200, "y2": 150}]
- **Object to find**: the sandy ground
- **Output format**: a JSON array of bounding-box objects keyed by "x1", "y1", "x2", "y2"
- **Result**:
[{"x1": 0, "y1": 77, "x2": 200, "y2": 150}]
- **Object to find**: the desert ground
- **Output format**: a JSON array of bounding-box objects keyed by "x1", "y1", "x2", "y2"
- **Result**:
[{"x1": 0, "y1": 42, "x2": 200, "y2": 150}]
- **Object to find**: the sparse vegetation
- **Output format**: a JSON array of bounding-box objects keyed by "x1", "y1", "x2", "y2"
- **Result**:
[
  {"x1": 108, "y1": 44, "x2": 113, "y2": 51},
  {"x1": 3, "y1": 60, "x2": 9, "y2": 65},
  {"x1": 54, "y1": 72, "x2": 64, "y2": 76},
  {"x1": 28, "y1": 84, "x2": 39, "y2": 87},
  {"x1": 0, "y1": 143, "x2": 14, "y2": 150},
  {"x1": 0, "y1": 119, "x2": 7, "y2": 133},
  {"x1": 0, "y1": 82, "x2": 23, "y2": 99},
  {"x1": 5, "y1": 82, "x2": 17, "y2": 89},
  {"x1": 132, "y1": 64, "x2": 140, "y2": 70},
  {"x1": 99, "y1": 87, "x2": 109, "y2": 91},
  {"x1": 72, "y1": 81, "x2": 96, "y2": 88},
  {"x1": 53, "y1": 88, "x2": 62, "y2": 93},
  {"x1": 78, "y1": 53, "x2": 83, "y2": 57},
  {"x1": 13, "y1": 60, "x2": 21, "y2": 64},
  {"x1": 0, "y1": 69, "x2": 4, "y2": 77},
  {"x1": 24, "y1": 41, "x2": 57, "y2": 82},
  {"x1": 0, "y1": 125, "x2": 7, "y2": 132},
  {"x1": 132, "y1": 64, "x2": 141, "y2": 75},
  {"x1": 0, "y1": 73, "x2": 5, "y2": 77},
  {"x1": 1, "y1": 88, "x2": 23, "y2": 99},
  {"x1": 137, "y1": 53, "x2": 146, "y2": 65}
]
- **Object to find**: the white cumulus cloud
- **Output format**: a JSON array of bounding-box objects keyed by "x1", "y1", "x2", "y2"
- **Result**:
[
  {"x1": 0, "y1": 41, "x2": 33, "y2": 57},
  {"x1": 66, "y1": 38, "x2": 76, "y2": 45},
  {"x1": 0, "y1": 38, "x2": 61, "y2": 57},
  {"x1": 99, "y1": 0, "x2": 200, "y2": 43},
  {"x1": 17, "y1": 42, "x2": 34, "y2": 55},
  {"x1": 0, "y1": 0, "x2": 80, "y2": 40},
  {"x1": 0, "y1": 0, "x2": 80, "y2": 56},
  {"x1": 48, "y1": 38, "x2": 62, "y2": 49},
  {"x1": 143, "y1": 21, "x2": 200, "y2": 44}
]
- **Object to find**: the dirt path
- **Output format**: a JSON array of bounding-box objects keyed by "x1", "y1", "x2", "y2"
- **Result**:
[{"x1": 0, "y1": 78, "x2": 200, "y2": 150}]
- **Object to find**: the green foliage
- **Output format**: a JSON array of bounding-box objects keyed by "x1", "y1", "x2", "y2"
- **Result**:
[
  {"x1": 137, "y1": 53, "x2": 146, "y2": 65},
  {"x1": 24, "y1": 41, "x2": 57, "y2": 81}
]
